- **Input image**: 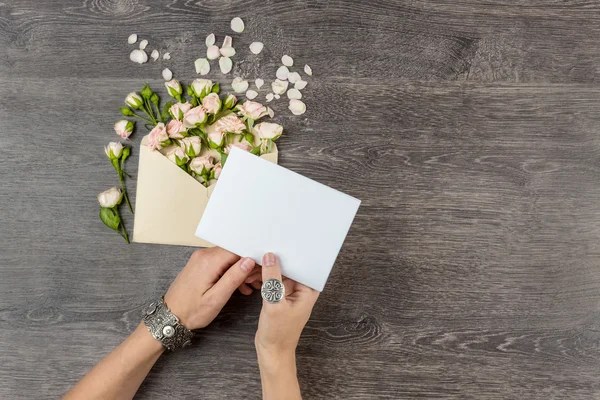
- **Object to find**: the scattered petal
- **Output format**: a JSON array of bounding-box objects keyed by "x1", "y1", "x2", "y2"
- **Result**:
[
  {"x1": 267, "y1": 107, "x2": 274, "y2": 118},
  {"x1": 207, "y1": 45, "x2": 220, "y2": 60},
  {"x1": 130, "y1": 49, "x2": 148, "y2": 64},
  {"x1": 287, "y1": 88, "x2": 302, "y2": 99},
  {"x1": 206, "y1": 33, "x2": 215, "y2": 47},
  {"x1": 162, "y1": 68, "x2": 173, "y2": 81},
  {"x1": 195, "y1": 58, "x2": 210, "y2": 75},
  {"x1": 163, "y1": 52, "x2": 171, "y2": 60},
  {"x1": 271, "y1": 79, "x2": 289, "y2": 95},
  {"x1": 232, "y1": 77, "x2": 249, "y2": 93},
  {"x1": 139, "y1": 39, "x2": 148, "y2": 50},
  {"x1": 282, "y1": 55, "x2": 293, "y2": 67},
  {"x1": 151, "y1": 49, "x2": 159, "y2": 61},
  {"x1": 289, "y1": 99, "x2": 306, "y2": 115},
  {"x1": 222, "y1": 35, "x2": 233, "y2": 49},
  {"x1": 246, "y1": 90, "x2": 258, "y2": 99},
  {"x1": 220, "y1": 46, "x2": 236, "y2": 57},
  {"x1": 249, "y1": 42, "x2": 264, "y2": 54},
  {"x1": 127, "y1": 34, "x2": 138, "y2": 44},
  {"x1": 219, "y1": 56, "x2": 233, "y2": 74},
  {"x1": 255, "y1": 78, "x2": 264, "y2": 89},
  {"x1": 276, "y1": 66, "x2": 289, "y2": 80},
  {"x1": 288, "y1": 72, "x2": 301, "y2": 83},
  {"x1": 265, "y1": 93, "x2": 274, "y2": 102},
  {"x1": 231, "y1": 17, "x2": 245, "y2": 33},
  {"x1": 304, "y1": 64, "x2": 312, "y2": 76},
  {"x1": 295, "y1": 80, "x2": 308, "y2": 90},
  {"x1": 274, "y1": 94, "x2": 281, "y2": 100}
]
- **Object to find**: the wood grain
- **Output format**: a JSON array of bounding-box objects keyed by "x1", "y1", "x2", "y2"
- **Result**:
[{"x1": 2, "y1": 0, "x2": 600, "y2": 398}]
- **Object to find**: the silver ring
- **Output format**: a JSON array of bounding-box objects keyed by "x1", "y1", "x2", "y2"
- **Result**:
[{"x1": 261, "y1": 278, "x2": 285, "y2": 303}]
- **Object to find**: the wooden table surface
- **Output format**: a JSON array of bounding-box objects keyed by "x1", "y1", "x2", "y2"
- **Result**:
[{"x1": 2, "y1": 1, "x2": 600, "y2": 398}]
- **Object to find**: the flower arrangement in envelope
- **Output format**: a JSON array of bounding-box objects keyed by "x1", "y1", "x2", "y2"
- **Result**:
[{"x1": 132, "y1": 79, "x2": 281, "y2": 247}]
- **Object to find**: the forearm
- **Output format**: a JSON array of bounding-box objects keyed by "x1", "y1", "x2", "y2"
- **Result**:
[
  {"x1": 257, "y1": 348, "x2": 302, "y2": 400},
  {"x1": 63, "y1": 322, "x2": 164, "y2": 400}
]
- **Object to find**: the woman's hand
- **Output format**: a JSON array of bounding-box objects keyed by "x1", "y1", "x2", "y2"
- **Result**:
[{"x1": 164, "y1": 247, "x2": 256, "y2": 330}]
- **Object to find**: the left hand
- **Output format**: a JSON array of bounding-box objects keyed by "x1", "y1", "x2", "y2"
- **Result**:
[{"x1": 164, "y1": 247, "x2": 256, "y2": 330}]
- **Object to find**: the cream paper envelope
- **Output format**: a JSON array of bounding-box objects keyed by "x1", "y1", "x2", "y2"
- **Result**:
[
  {"x1": 133, "y1": 135, "x2": 278, "y2": 247},
  {"x1": 195, "y1": 147, "x2": 361, "y2": 291}
]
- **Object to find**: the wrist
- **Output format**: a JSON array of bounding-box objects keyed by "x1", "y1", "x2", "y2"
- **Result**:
[
  {"x1": 256, "y1": 342, "x2": 296, "y2": 375},
  {"x1": 133, "y1": 322, "x2": 166, "y2": 356}
]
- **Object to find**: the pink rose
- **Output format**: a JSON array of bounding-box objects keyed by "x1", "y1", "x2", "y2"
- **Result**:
[
  {"x1": 180, "y1": 136, "x2": 202, "y2": 157},
  {"x1": 169, "y1": 102, "x2": 193, "y2": 121},
  {"x1": 237, "y1": 101, "x2": 267, "y2": 120},
  {"x1": 147, "y1": 123, "x2": 169, "y2": 150},
  {"x1": 226, "y1": 141, "x2": 253, "y2": 154},
  {"x1": 202, "y1": 93, "x2": 222, "y2": 114},
  {"x1": 114, "y1": 120, "x2": 134, "y2": 139},
  {"x1": 183, "y1": 106, "x2": 207, "y2": 129},
  {"x1": 214, "y1": 114, "x2": 246, "y2": 134},
  {"x1": 213, "y1": 162, "x2": 223, "y2": 179},
  {"x1": 167, "y1": 119, "x2": 186, "y2": 139},
  {"x1": 190, "y1": 156, "x2": 214, "y2": 175},
  {"x1": 254, "y1": 122, "x2": 283, "y2": 140},
  {"x1": 208, "y1": 130, "x2": 224, "y2": 147}
]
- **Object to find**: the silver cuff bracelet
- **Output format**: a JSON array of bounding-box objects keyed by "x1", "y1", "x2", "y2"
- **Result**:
[{"x1": 142, "y1": 297, "x2": 194, "y2": 351}]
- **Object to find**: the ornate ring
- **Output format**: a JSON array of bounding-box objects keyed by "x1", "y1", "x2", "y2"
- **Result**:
[{"x1": 261, "y1": 278, "x2": 285, "y2": 303}]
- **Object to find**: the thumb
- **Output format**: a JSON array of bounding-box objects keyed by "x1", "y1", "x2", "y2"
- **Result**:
[{"x1": 207, "y1": 257, "x2": 255, "y2": 304}]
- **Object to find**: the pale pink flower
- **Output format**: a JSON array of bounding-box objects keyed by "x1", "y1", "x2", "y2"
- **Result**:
[
  {"x1": 226, "y1": 141, "x2": 253, "y2": 154},
  {"x1": 167, "y1": 119, "x2": 186, "y2": 139},
  {"x1": 213, "y1": 162, "x2": 223, "y2": 179},
  {"x1": 190, "y1": 156, "x2": 214, "y2": 175},
  {"x1": 255, "y1": 122, "x2": 283, "y2": 140},
  {"x1": 237, "y1": 101, "x2": 268, "y2": 120},
  {"x1": 208, "y1": 130, "x2": 224, "y2": 147},
  {"x1": 202, "y1": 93, "x2": 222, "y2": 114},
  {"x1": 214, "y1": 114, "x2": 246, "y2": 134},
  {"x1": 180, "y1": 137, "x2": 202, "y2": 157},
  {"x1": 147, "y1": 123, "x2": 169, "y2": 150},
  {"x1": 169, "y1": 102, "x2": 193, "y2": 121},
  {"x1": 183, "y1": 106, "x2": 207, "y2": 129},
  {"x1": 114, "y1": 120, "x2": 134, "y2": 139}
]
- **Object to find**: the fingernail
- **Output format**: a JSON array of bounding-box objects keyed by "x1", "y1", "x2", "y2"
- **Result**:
[
  {"x1": 263, "y1": 252, "x2": 276, "y2": 267},
  {"x1": 240, "y1": 258, "x2": 254, "y2": 272}
]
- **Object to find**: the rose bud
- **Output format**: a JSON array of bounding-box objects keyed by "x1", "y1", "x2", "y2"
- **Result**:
[
  {"x1": 202, "y1": 93, "x2": 222, "y2": 114},
  {"x1": 97, "y1": 187, "x2": 122, "y2": 208},
  {"x1": 208, "y1": 130, "x2": 225, "y2": 148},
  {"x1": 214, "y1": 114, "x2": 245, "y2": 134},
  {"x1": 183, "y1": 106, "x2": 208, "y2": 129},
  {"x1": 224, "y1": 93, "x2": 237, "y2": 109},
  {"x1": 236, "y1": 100, "x2": 268, "y2": 120},
  {"x1": 114, "y1": 120, "x2": 135, "y2": 139},
  {"x1": 167, "y1": 119, "x2": 187, "y2": 139},
  {"x1": 190, "y1": 156, "x2": 214, "y2": 175},
  {"x1": 167, "y1": 147, "x2": 189, "y2": 167},
  {"x1": 190, "y1": 79, "x2": 213, "y2": 98},
  {"x1": 260, "y1": 139, "x2": 273, "y2": 155},
  {"x1": 254, "y1": 122, "x2": 283, "y2": 140},
  {"x1": 104, "y1": 141, "x2": 124, "y2": 160},
  {"x1": 225, "y1": 141, "x2": 253, "y2": 154},
  {"x1": 125, "y1": 92, "x2": 143, "y2": 109},
  {"x1": 147, "y1": 122, "x2": 170, "y2": 150},
  {"x1": 169, "y1": 102, "x2": 193, "y2": 121},
  {"x1": 181, "y1": 136, "x2": 202, "y2": 157},
  {"x1": 164, "y1": 79, "x2": 183, "y2": 98},
  {"x1": 212, "y1": 162, "x2": 223, "y2": 179}
]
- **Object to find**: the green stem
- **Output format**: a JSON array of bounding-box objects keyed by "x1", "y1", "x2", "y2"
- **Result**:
[
  {"x1": 119, "y1": 223, "x2": 130, "y2": 244},
  {"x1": 132, "y1": 113, "x2": 154, "y2": 124},
  {"x1": 118, "y1": 171, "x2": 134, "y2": 214}
]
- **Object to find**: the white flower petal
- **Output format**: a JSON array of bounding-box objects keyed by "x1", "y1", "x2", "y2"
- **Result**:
[
  {"x1": 276, "y1": 66, "x2": 289, "y2": 80},
  {"x1": 139, "y1": 39, "x2": 148, "y2": 50},
  {"x1": 289, "y1": 99, "x2": 306, "y2": 115},
  {"x1": 162, "y1": 68, "x2": 173, "y2": 81},
  {"x1": 271, "y1": 79, "x2": 289, "y2": 95},
  {"x1": 267, "y1": 107, "x2": 274, "y2": 118},
  {"x1": 163, "y1": 52, "x2": 171, "y2": 60},
  {"x1": 195, "y1": 58, "x2": 210, "y2": 75},
  {"x1": 287, "y1": 88, "x2": 302, "y2": 99},
  {"x1": 220, "y1": 46, "x2": 236, "y2": 57},
  {"x1": 130, "y1": 49, "x2": 147, "y2": 64},
  {"x1": 231, "y1": 77, "x2": 249, "y2": 93},
  {"x1": 231, "y1": 17, "x2": 244, "y2": 33},
  {"x1": 219, "y1": 56, "x2": 233, "y2": 74},
  {"x1": 265, "y1": 93, "x2": 274, "y2": 102},
  {"x1": 255, "y1": 78, "x2": 264, "y2": 89},
  {"x1": 205, "y1": 33, "x2": 215, "y2": 47},
  {"x1": 222, "y1": 35, "x2": 233, "y2": 48},
  {"x1": 207, "y1": 45, "x2": 220, "y2": 60},
  {"x1": 151, "y1": 49, "x2": 159, "y2": 61},
  {"x1": 288, "y1": 72, "x2": 301, "y2": 83},
  {"x1": 274, "y1": 94, "x2": 281, "y2": 99},
  {"x1": 282, "y1": 55, "x2": 293, "y2": 67},
  {"x1": 294, "y1": 80, "x2": 308, "y2": 90},
  {"x1": 127, "y1": 34, "x2": 138, "y2": 44},
  {"x1": 246, "y1": 90, "x2": 258, "y2": 100},
  {"x1": 304, "y1": 64, "x2": 312, "y2": 76},
  {"x1": 249, "y1": 42, "x2": 264, "y2": 54}
]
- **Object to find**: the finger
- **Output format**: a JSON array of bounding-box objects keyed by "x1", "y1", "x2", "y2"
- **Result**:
[
  {"x1": 283, "y1": 278, "x2": 295, "y2": 297},
  {"x1": 261, "y1": 252, "x2": 282, "y2": 282},
  {"x1": 207, "y1": 257, "x2": 255, "y2": 304},
  {"x1": 250, "y1": 280, "x2": 262, "y2": 290},
  {"x1": 245, "y1": 271, "x2": 262, "y2": 283},
  {"x1": 238, "y1": 283, "x2": 253, "y2": 295},
  {"x1": 292, "y1": 282, "x2": 320, "y2": 304}
]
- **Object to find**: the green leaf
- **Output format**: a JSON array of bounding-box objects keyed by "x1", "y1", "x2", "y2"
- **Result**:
[
  {"x1": 212, "y1": 82, "x2": 220, "y2": 93},
  {"x1": 245, "y1": 132, "x2": 254, "y2": 144},
  {"x1": 162, "y1": 101, "x2": 173, "y2": 121},
  {"x1": 187, "y1": 85, "x2": 195, "y2": 98},
  {"x1": 251, "y1": 147, "x2": 260, "y2": 155},
  {"x1": 220, "y1": 151, "x2": 228, "y2": 166},
  {"x1": 99, "y1": 207, "x2": 120, "y2": 231},
  {"x1": 111, "y1": 158, "x2": 120, "y2": 172}
]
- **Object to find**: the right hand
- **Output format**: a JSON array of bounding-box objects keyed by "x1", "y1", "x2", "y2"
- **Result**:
[{"x1": 253, "y1": 252, "x2": 320, "y2": 358}]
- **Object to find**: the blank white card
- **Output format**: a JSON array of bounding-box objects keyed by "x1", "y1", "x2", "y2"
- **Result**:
[{"x1": 195, "y1": 147, "x2": 361, "y2": 291}]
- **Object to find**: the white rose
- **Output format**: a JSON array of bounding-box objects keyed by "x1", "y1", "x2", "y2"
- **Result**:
[
  {"x1": 255, "y1": 122, "x2": 283, "y2": 140},
  {"x1": 164, "y1": 80, "x2": 182, "y2": 98},
  {"x1": 181, "y1": 136, "x2": 202, "y2": 157},
  {"x1": 191, "y1": 79, "x2": 213, "y2": 98},
  {"x1": 167, "y1": 147, "x2": 189, "y2": 166},
  {"x1": 97, "y1": 187, "x2": 122, "y2": 208},
  {"x1": 190, "y1": 156, "x2": 214, "y2": 175},
  {"x1": 125, "y1": 92, "x2": 143, "y2": 109},
  {"x1": 202, "y1": 93, "x2": 222, "y2": 114},
  {"x1": 104, "y1": 142, "x2": 123, "y2": 159}
]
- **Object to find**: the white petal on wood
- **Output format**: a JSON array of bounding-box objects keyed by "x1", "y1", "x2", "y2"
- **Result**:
[
  {"x1": 162, "y1": 68, "x2": 173, "y2": 81},
  {"x1": 231, "y1": 77, "x2": 249, "y2": 93},
  {"x1": 220, "y1": 46, "x2": 236, "y2": 57},
  {"x1": 219, "y1": 56, "x2": 233, "y2": 74},
  {"x1": 267, "y1": 107, "x2": 274, "y2": 118},
  {"x1": 265, "y1": 93, "x2": 274, "y2": 102},
  {"x1": 230, "y1": 17, "x2": 245, "y2": 33},
  {"x1": 255, "y1": 78, "x2": 264, "y2": 89},
  {"x1": 127, "y1": 34, "x2": 138, "y2": 44},
  {"x1": 287, "y1": 72, "x2": 301, "y2": 83},
  {"x1": 195, "y1": 58, "x2": 210, "y2": 75},
  {"x1": 163, "y1": 52, "x2": 171, "y2": 60},
  {"x1": 151, "y1": 49, "x2": 159, "y2": 61},
  {"x1": 130, "y1": 49, "x2": 147, "y2": 64},
  {"x1": 139, "y1": 39, "x2": 148, "y2": 50},
  {"x1": 207, "y1": 45, "x2": 220, "y2": 60},
  {"x1": 205, "y1": 33, "x2": 215, "y2": 47},
  {"x1": 249, "y1": 42, "x2": 264, "y2": 54},
  {"x1": 276, "y1": 66, "x2": 289, "y2": 80},
  {"x1": 222, "y1": 35, "x2": 233, "y2": 48},
  {"x1": 271, "y1": 79, "x2": 289, "y2": 95},
  {"x1": 274, "y1": 94, "x2": 281, "y2": 99},
  {"x1": 304, "y1": 64, "x2": 312, "y2": 76},
  {"x1": 295, "y1": 80, "x2": 308, "y2": 90},
  {"x1": 246, "y1": 90, "x2": 258, "y2": 99},
  {"x1": 287, "y1": 88, "x2": 302, "y2": 99},
  {"x1": 289, "y1": 99, "x2": 306, "y2": 115},
  {"x1": 282, "y1": 55, "x2": 293, "y2": 67}
]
